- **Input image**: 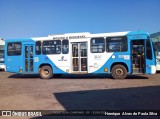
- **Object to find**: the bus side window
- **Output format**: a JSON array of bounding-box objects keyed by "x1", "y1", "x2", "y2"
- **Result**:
[
  {"x1": 146, "y1": 39, "x2": 152, "y2": 60},
  {"x1": 55, "y1": 40, "x2": 61, "y2": 54},
  {"x1": 7, "y1": 42, "x2": 21, "y2": 56},
  {"x1": 36, "y1": 41, "x2": 41, "y2": 55},
  {"x1": 90, "y1": 37, "x2": 105, "y2": 53},
  {"x1": 42, "y1": 40, "x2": 61, "y2": 54},
  {"x1": 7, "y1": 43, "x2": 14, "y2": 55},
  {"x1": 62, "y1": 40, "x2": 69, "y2": 54},
  {"x1": 106, "y1": 36, "x2": 128, "y2": 52}
]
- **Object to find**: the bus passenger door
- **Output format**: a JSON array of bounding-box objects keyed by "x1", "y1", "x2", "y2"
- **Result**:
[
  {"x1": 24, "y1": 44, "x2": 34, "y2": 73},
  {"x1": 71, "y1": 42, "x2": 88, "y2": 73},
  {"x1": 131, "y1": 40, "x2": 145, "y2": 74}
]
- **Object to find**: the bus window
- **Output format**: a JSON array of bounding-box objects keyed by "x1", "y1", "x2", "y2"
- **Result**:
[
  {"x1": 90, "y1": 37, "x2": 105, "y2": 53},
  {"x1": 146, "y1": 39, "x2": 152, "y2": 60},
  {"x1": 25, "y1": 46, "x2": 28, "y2": 58},
  {"x1": 36, "y1": 41, "x2": 41, "y2": 55},
  {"x1": 7, "y1": 42, "x2": 21, "y2": 56},
  {"x1": 42, "y1": 40, "x2": 61, "y2": 54},
  {"x1": 30, "y1": 46, "x2": 33, "y2": 58},
  {"x1": 106, "y1": 36, "x2": 127, "y2": 52},
  {"x1": 62, "y1": 40, "x2": 69, "y2": 54}
]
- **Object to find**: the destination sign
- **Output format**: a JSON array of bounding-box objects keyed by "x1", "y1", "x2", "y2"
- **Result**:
[{"x1": 52, "y1": 35, "x2": 86, "y2": 40}]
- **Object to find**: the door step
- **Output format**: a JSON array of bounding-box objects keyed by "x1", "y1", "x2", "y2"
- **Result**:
[{"x1": 133, "y1": 68, "x2": 144, "y2": 73}]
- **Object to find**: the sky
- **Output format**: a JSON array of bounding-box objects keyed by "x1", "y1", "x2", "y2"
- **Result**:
[{"x1": 0, "y1": 0, "x2": 160, "y2": 39}]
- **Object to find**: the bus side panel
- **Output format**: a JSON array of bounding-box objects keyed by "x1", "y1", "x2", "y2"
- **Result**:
[
  {"x1": 5, "y1": 56, "x2": 23, "y2": 73},
  {"x1": 5, "y1": 42, "x2": 23, "y2": 73},
  {"x1": 145, "y1": 59, "x2": 156, "y2": 74},
  {"x1": 92, "y1": 52, "x2": 131, "y2": 74},
  {"x1": 34, "y1": 55, "x2": 69, "y2": 74},
  {"x1": 88, "y1": 37, "x2": 132, "y2": 74}
]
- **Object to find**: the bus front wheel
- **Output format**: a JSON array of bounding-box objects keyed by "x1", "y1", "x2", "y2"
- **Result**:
[
  {"x1": 39, "y1": 66, "x2": 53, "y2": 79},
  {"x1": 111, "y1": 64, "x2": 127, "y2": 79}
]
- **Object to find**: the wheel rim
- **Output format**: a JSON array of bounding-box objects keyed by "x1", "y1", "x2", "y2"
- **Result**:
[
  {"x1": 42, "y1": 69, "x2": 50, "y2": 77},
  {"x1": 115, "y1": 68, "x2": 123, "y2": 76}
]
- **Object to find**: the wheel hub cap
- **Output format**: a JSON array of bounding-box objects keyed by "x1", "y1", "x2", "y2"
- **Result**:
[{"x1": 115, "y1": 68, "x2": 123, "y2": 76}]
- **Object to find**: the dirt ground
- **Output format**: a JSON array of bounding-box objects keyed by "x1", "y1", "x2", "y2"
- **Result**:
[{"x1": 0, "y1": 71, "x2": 160, "y2": 118}]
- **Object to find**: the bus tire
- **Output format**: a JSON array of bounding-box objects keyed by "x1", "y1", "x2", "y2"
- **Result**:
[
  {"x1": 39, "y1": 66, "x2": 53, "y2": 79},
  {"x1": 111, "y1": 64, "x2": 127, "y2": 79}
]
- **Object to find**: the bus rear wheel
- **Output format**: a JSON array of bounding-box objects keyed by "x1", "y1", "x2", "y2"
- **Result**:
[
  {"x1": 111, "y1": 64, "x2": 127, "y2": 79},
  {"x1": 39, "y1": 66, "x2": 53, "y2": 79}
]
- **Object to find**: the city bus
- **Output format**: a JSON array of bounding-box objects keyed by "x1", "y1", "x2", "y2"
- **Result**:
[
  {"x1": 4, "y1": 30, "x2": 156, "y2": 79},
  {"x1": 152, "y1": 38, "x2": 160, "y2": 71},
  {"x1": 0, "y1": 38, "x2": 5, "y2": 71}
]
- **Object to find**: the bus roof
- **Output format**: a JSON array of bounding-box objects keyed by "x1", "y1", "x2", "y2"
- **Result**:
[
  {"x1": 5, "y1": 30, "x2": 150, "y2": 42},
  {"x1": 33, "y1": 31, "x2": 130, "y2": 41}
]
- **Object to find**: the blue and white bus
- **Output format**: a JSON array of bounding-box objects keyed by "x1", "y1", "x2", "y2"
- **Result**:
[
  {"x1": 4, "y1": 30, "x2": 156, "y2": 79},
  {"x1": 0, "y1": 38, "x2": 5, "y2": 71}
]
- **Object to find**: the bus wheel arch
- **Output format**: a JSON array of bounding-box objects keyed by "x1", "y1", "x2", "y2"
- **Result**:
[
  {"x1": 39, "y1": 64, "x2": 53, "y2": 79},
  {"x1": 110, "y1": 63, "x2": 128, "y2": 79}
]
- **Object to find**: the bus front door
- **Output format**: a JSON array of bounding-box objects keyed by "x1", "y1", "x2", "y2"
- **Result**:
[
  {"x1": 131, "y1": 40, "x2": 145, "y2": 74},
  {"x1": 71, "y1": 42, "x2": 88, "y2": 73},
  {"x1": 24, "y1": 44, "x2": 34, "y2": 73}
]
